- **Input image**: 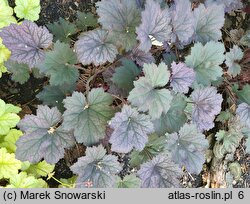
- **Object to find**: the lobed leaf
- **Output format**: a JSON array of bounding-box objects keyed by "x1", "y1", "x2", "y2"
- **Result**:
[
  {"x1": 191, "y1": 86, "x2": 223, "y2": 131},
  {"x1": 109, "y1": 105, "x2": 154, "y2": 153},
  {"x1": 138, "y1": 153, "x2": 182, "y2": 188},
  {"x1": 193, "y1": 3, "x2": 224, "y2": 43},
  {"x1": 47, "y1": 18, "x2": 77, "y2": 43},
  {"x1": 0, "y1": 21, "x2": 53, "y2": 67},
  {"x1": 166, "y1": 124, "x2": 209, "y2": 174},
  {"x1": 38, "y1": 41, "x2": 79, "y2": 86},
  {"x1": 16, "y1": 105, "x2": 75, "y2": 164},
  {"x1": 136, "y1": 0, "x2": 172, "y2": 52},
  {"x1": 70, "y1": 145, "x2": 122, "y2": 188},
  {"x1": 128, "y1": 62, "x2": 173, "y2": 119},
  {"x1": 62, "y1": 88, "x2": 115, "y2": 145},
  {"x1": 14, "y1": 0, "x2": 41, "y2": 21},
  {"x1": 236, "y1": 103, "x2": 250, "y2": 128},
  {"x1": 75, "y1": 29, "x2": 118, "y2": 66},
  {"x1": 115, "y1": 174, "x2": 141, "y2": 188},
  {"x1": 170, "y1": 62, "x2": 195, "y2": 94},
  {"x1": 96, "y1": 0, "x2": 141, "y2": 51},
  {"x1": 185, "y1": 41, "x2": 225, "y2": 85},
  {"x1": 225, "y1": 45, "x2": 244, "y2": 77}
]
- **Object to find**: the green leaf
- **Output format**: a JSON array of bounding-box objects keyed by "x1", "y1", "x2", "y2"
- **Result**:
[
  {"x1": 25, "y1": 161, "x2": 55, "y2": 178},
  {"x1": 129, "y1": 134, "x2": 166, "y2": 168},
  {"x1": 225, "y1": 45, "x2": 244, "y2": 77},
  {"x1": 76, "y1": 11, "x2": 98, "y2": 30},
  {"x1": 59, "y1": 176, "x2": 77, "y2": 188},
  {"x1": 0, "y1": 147, "x2": 22, "y2": 179},
  {"x1": 233, "y1": 84, "x2": 250, "y2": 105},
  {"x1": 47, "y1": 18, "x2": 78, "y2": 43},
  {"x1": 0, "y1": 129, "x2": 23, "y2": 153},
  {"x1": 14, "y1": 0, "x2": 41, "y2": 21},
  {"x1": 63, "y1": 88, "x2": 115, "y2": 145},
  {"x1": 128, "y1": 62, "x2": 173, "y2": 119},
  {"x1": 38, "y1": 41, "x2": 79, "y2": 86},
  {"x1": 216, "y1": 110, "x2": 233, "y2": 122},
  {"x1": 185, "y1": 41, "x2": 225, "y2": 85},
  {"x1": 111, "y1": 59, "x2": 141, "y2": 95},
  {"x1": 115, "y1": 174, "x2": 141, "y2": 188},
  {"x1": 5, "y1": 60, "x2": 30, "y2": 84},
  {"x1": 37, "y1": 83, "x2": 75, "y2": 112},
  {"x1": 6, "y1": 172, "x2": 47, "y2": 188},
  {"x1": 153, "y1": 95, "x2": 187, "y2": 135},
  {"x1": 0, "y1": 1, "x2": 17, "y2": 29},
  {"x1": 0, "y1": 99, "x2": 21, "y2": 135}
]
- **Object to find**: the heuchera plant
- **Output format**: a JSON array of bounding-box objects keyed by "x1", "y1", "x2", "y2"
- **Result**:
[{"x1": 0, "y1": 0, "x2": 249, "y2": 188}]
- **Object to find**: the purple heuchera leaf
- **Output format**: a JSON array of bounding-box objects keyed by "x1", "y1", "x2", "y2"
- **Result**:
[
  {"x1": 136, "y1": 0, "x2": 172, "y2": 52},
  {"x1": 75, "y1": 29, "x2": 118, "y2": 66},
  {"x1": 205, "y1": 0, "x2": 243, "y2": 13},
  {"x1": 138, "y1": 153, "x2": 182, "y2": 188},
  {"x1": 166, "y1": 124, "x2": 209, "y2": 174},
  {"x1": 70, "y1": 145, "x2": 122, "y2": 188},
  {"x1": 16, "y1": 105, "x2": 75, "y2": 164},
  {"x1": 0, "y1": 21, "x2": 53, "y2": 67},
  {"x1": 191, "y1": 86, "x2": 223, "y2": 131},
  {"x1": 170, "y1": 0, "x2": 194, "y2": 45},
  {"x1": 170, "y1": 62, "x2": 195, "y2": 93},
  {"x1": 109, "y1": 105, "x2": 154, "y2": 153},
  {"x1": 236, "y1": 103, "x2": 250, "y2": 128},
  {"x1": 129, "y1": 47, "x2": 155, "y2": 66}
]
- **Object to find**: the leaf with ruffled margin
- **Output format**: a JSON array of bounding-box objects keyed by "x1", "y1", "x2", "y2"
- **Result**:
[
  {"x1": 236, "y1": 103, "x2": 250, "y2": 128},
  {"x1": 170, "y1": 62, "x2": 195, "y2": 94},
  {"x1": 6, "y1": 172, "x2": 47, "y2": 188},
  {"x1": 129, "y1": 47, "x2": 155, "y2": 66},
  {"x1": 25, "y1": 160, "x2": 55, "y2": 178},
  {"x1": 47, "y1": 18, "x2": 77, "y2": 43},
  {"x1": 0, "y1": 21, "x2": 53, "y2": 67},
  {"x1": 193, "y1": 3, "x2": 224, "y2": 43},
  {"x1": 0, "y1": 148, "x2": 22, "y2": 179},
  {"x1": 111, "y1": 59, "x2": 141, "y2": 95},
  {"x1": 0, "y1": 1, "x2": 16, "y2": 29},
  {"x1": 138, "y1": 153, "x2": 182, "y2": 188},
  {"x1": 153, "y1": 95, "x2": 187, "y2": 135},
  {"x1": 109, "y1": 105, "x2": 154, "y2": 153},
  {"x1": 16, "y1": 105, "x2": 75, "y2": 164},
  {"x1": 128, "y1": 62, "x2": 173, "y2": 119},
  {"x1": 225, "y1": 45, "x2": 243, "y2": 77},
  {"x1": 38, "y1": 41, "x2": 79, "y2": 86},
  {"x1": 205, "y1": 0, "x2": 243, "y2": 13},
  {"x1": 62, "y1": 88, "x2": 115, "y2": 145},
  {"x1": 14, "y1": 0, "x2": 41, "y2": 21},
  {"x1": 166, "y1": 124, "x2": 208, "y2": 174},
  {"x1": 191, "y1": 86, "x2": 223, "y2": 131},
  {"x1": 170, "y1": 0, "x2": 194, "y2": 44},
  {"x1": 5, "y1": 60, "x2": 30, "y2": 84},
  {"x1": 129, "y1": 134, "x2": 166, "y2": 168},
  {"x1": 115, "y1": 174, "x2": 141, "y2": 188},
  {"x1": 37, "y1": 83, "x2": 75, "y2": 112},
  {"x1": 96, "y1": 0, "x2": 141, "y2": 51},
  {"x1": 70, "y1": 145, "x2": 122, "y2": 188},
  {"x1": 185, "y1": 41, "x2": 225, "y2": 85},
  {"x1": 0, "y1": 99, "x2": 21, "y2": 135},
  {"x1": 75, "y1": 29, "x2": 118, "y2": 66},
  {"x1": 136, "y1": 0, "x2": 172, "y2": 52},
  {"x1": 0, "y1": 129, "x2": 23, "y2": 153}
]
